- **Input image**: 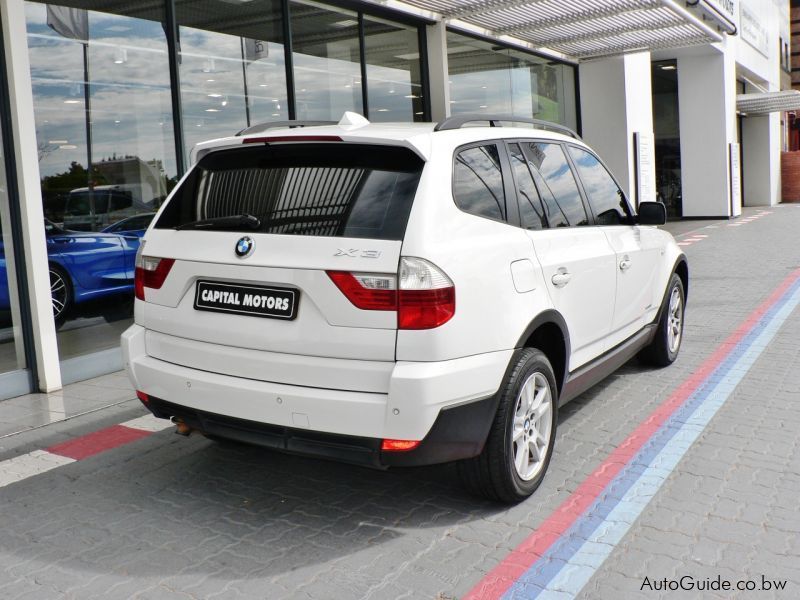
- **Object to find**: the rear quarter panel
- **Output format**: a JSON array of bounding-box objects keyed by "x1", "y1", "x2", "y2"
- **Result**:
[{"x1": 396, "y1": 137, "x2": 553, "y2": 362}]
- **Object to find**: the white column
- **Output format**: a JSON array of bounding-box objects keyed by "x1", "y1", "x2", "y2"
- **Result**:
[
  {"x1": 1, "y1": 0, "x2": 62, "y2": 391},
  {"x1": 677, "y1": 46, "x2": 738, "y2": 217},
  {"x1": 742, "y1": 113, "x2": 781, "y2": 206},
  {"x1": 578, "y1": 51, "x2": 655, "y2": 205},
  {"x1": 426, "y1": 21, "x2": 450, "y2": 123}
]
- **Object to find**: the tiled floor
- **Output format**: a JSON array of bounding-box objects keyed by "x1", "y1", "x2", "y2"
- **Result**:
[{"x1": 0, "y1": 370, "x2": 134, "y2": 439}]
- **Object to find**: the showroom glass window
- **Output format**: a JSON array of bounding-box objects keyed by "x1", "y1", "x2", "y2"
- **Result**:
[
  {"x1": 0, "y1": 95, "x2": 27, "y2": 381},
  {"x1": 291, "y1": 1, "x2": 363, "y2": 120},
  {"x1": 446, "y1": 30, "x2": 577, "y2": 131},
  {"x1": 26, "y1": 1, "x2": 177, "y2": 363},
  {"x1": 362, "y1": 16, "x2": 424, "y2": 122},
  {"x1": 176, "y1": 0, "x2": 287, "y2": 158}
]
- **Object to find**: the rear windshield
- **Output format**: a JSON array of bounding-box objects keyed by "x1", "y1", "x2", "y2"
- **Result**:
[{"x1": 155, "y1": 143, "x2": 424, "y2": 240}]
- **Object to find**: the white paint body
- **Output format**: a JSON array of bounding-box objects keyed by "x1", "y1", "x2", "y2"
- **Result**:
[{"x1": 123, "y1": 122, "x2": 684, "y2": 442}]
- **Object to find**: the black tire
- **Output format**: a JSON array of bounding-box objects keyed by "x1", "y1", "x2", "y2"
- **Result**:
[
  {"x1": 458, "y1": 348, "x2": 558, "y2": 504},
  {"x1": 639, "y1": 273, "x2": 685, "y2": 367},
  {"x1": 49, "y1": 264, "x2": 73, "y2": 327}
]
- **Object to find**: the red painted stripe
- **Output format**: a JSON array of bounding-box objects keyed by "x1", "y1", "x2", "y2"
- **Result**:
[
  {"x1": 46, "y1": 425, "x2": 152, "y2": 461},
  {"x1": 465, "y1": 267, "x2": 800, "y2": 600}
]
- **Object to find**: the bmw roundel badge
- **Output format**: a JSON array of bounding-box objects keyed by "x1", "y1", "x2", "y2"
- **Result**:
[{"x1": 235, "y1": 236, "x2": 255, "y2": 258}]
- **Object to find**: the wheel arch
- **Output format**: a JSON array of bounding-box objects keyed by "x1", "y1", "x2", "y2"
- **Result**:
[
  {"x1": 673, "y1": 255, "x2": 689, "y2": 302},
  {"x1": 653, "y1": 254, "x2": 689, "y2": 327},
  {"x1": 515, "y1": 310, "x2": 570, "y2": 396}
]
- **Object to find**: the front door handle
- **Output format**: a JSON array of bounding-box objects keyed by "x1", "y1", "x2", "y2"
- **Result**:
[
  {"x1": 551, "y1": 269, "x2": 572, "y2": 288},
  {"x1": 619, "y1": 257, "x2": 632, "y2": 271}
]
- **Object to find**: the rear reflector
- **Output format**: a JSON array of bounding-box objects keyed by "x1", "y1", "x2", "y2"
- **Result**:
[
  {"x1": 243, "y1": 135, "x2": 342, "y2": 144},
  {"x1": 134, "y1": 256, "x2": 175, "y2": 301},
  {"x1": 381, "y1": 439, "x2": 421, "y2": 452},
  {"x1": 136, "y1": 390, "x2": 149, "y2": 404}
]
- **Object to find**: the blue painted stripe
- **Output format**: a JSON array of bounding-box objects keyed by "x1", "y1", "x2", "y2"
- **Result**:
[{"x1": 504, "y1": 278, "x2": 800, "y2": 600}]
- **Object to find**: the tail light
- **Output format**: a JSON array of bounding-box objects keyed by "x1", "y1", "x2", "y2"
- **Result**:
[
  {"x1": 326, "y1": 257, "x2": 455, "y2": 330},
  {"x1": 134, "y1": 253, "x2": 175, "y2": 301},
  {"x1": 136, "y1": 390, "x2": 149, "y2": 404},
  {"x1": 326, "y1": 272, "x2": 397, "y2": 310},
  {"x1": 398, "y1": 257, "x2": 456, "y2": 330}
]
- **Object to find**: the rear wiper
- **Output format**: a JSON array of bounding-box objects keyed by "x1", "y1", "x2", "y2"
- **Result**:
[{"x1": 176, "y1": 214, "x2": 261, "y2": 231}]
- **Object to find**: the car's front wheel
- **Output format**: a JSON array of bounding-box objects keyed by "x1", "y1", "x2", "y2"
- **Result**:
[
  {"x1": 639, "y1": 273, "x2": 685, "y2": 366},
  {"x1": 49, "y1": 265, "x2": 73, "y2": 326},
  {"x1": 458, "y1": 348, "x2": 558, "y2": 503}
]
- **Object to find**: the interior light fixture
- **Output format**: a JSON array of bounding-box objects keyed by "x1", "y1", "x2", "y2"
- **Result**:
[{"x1": 660, "y1": 64, "x2": 677, "y2": 70}]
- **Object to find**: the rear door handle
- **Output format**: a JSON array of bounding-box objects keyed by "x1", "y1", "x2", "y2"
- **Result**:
[{"x1": 551, "y1": 269, "x2": 572, "y2": 288}]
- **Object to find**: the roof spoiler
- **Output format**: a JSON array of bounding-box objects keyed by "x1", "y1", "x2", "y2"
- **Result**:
[{"x1": 236, "y1": 120, "x2": 336, "y2": 136}]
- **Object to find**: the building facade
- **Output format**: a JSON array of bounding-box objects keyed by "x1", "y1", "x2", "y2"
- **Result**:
[{"x1": 0, "y1": 0, "x2": 791, "y2": 398}]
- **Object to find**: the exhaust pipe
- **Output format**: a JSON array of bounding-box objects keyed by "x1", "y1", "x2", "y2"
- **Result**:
[{"x1": 171, "y1": 416, "x2": 193, "y2": 437}]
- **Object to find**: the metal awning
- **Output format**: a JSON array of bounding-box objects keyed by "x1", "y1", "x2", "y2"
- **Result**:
[
  {"x1": 737, "y1": 91, "x2": 800, "y2": 116},
  {"x1": 380, "y1": 0, "x2": 732, "y2": 61}
]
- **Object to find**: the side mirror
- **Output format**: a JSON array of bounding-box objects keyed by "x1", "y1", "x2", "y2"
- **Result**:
[{"x1": 637, "y1": 201, "x2": 667, "y2": 225}]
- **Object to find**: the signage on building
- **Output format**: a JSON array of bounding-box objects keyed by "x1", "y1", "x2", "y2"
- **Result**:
[
  {"x1": 688, "y1": 0, "x2": 739, "y2": 34},
  {"x1": 740, "y1": 3, "x2": 769, "y2": 57},
  {"x1": 634, "y1": 132, "x2": 656, "y2": 207},
  {"x1": 730, "y1": 143, "x2": 742, "y2": 217}
]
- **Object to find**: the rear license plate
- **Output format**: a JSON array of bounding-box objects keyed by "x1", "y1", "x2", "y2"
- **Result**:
[{"x1": 194, "y1": 280, "x2": 298, "y2": 320}]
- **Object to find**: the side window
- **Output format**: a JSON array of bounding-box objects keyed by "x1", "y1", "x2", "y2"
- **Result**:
[
  {"x1": 568, "y1": 146, "x2": 630, "y2": 225},
  {"x1": 109, "y1": 192, "x2": 133, "y2": 212},
  {"x1": 525, "y1": 142, "x2": 588, "y2": 227},
  {"x1": 94, "y1": 194, "x2": 109, "y2": 214},
  {"x1": 453, "y1": 144, "x2": 506, "y2": 221},
  {"x1": 508, "y1": 143, "x2": 546, "y2": 230}
]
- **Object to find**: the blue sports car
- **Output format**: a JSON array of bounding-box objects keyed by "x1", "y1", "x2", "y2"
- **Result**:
[{"x1": 0, "y1": 220, "x2": 142, "y2": 324}]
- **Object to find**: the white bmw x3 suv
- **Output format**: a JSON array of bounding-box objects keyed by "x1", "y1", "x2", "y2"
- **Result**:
[{"x1": 123, "y1": 112, "x2": 687, "y2": 503}]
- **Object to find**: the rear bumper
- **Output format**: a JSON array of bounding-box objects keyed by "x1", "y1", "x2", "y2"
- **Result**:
[
  {"x1": 143, "y1": 393, "x2": 498, "y2": 468},
  {"x1": 122, "y1": 324, "x2": 511, "y2": 463}
]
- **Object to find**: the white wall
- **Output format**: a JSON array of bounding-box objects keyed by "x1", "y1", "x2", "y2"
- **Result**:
[
  {"x1": 742, "y1": 113, "x2": 782, "y2": 205},
  {"x1": 677, "y1": 46, "x2": 738, "y2": 217},
  {"x1": 579, "y1": 51, "x2": 655, "y2": 206}
]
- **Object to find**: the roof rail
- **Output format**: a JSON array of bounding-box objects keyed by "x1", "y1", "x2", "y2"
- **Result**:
[
  {"x1": 236, "y1": 120, "x2": 336, "y2": 136},
  {"x1": 434, "y1": 114, "x2": 581, "y2": 139}
]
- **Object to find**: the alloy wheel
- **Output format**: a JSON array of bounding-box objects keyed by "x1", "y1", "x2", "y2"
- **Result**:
[
  {"x1": 50, "y1": 268, "x2": 68, "y2": 319},
  {"x1": 511, "y1": 372, "x2": 553, "y2": 481}
]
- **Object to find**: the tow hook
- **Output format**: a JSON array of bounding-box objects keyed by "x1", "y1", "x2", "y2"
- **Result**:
[{"x1": 171, "y1": 416, "x2": 193, "y2": 437}]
